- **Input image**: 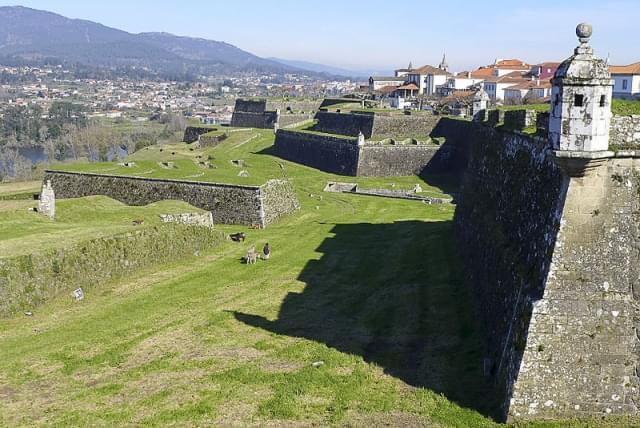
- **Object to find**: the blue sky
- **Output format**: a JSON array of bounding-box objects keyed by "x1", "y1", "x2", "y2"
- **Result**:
[{"x1": 0, "y1": 0, "x2": 637, "y2": 72}]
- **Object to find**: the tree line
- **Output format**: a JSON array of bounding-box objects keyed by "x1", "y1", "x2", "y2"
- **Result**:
[{"x1": 0, "y1": 103, "x2": 186, "y2": 181}]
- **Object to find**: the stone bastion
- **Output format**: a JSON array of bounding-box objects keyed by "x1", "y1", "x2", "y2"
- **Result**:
[{"x1": 43, "y1": 170, "x2": 299, "y2": 228}]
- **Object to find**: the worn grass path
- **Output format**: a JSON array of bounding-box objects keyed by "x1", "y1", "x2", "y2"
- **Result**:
[{"x1": 1, "y1": 130, "x2": 638, "y2": 427}]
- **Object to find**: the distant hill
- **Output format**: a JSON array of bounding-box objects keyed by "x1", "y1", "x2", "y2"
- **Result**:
[
  {"x1": 0, "y1": 6, "x2": 317, "y2": 78},
  {"x1": 269, "y1": 58, "x2": 390, "y2": 79}
]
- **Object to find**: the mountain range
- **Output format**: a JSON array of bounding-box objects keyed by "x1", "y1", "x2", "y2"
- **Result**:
[
  {"x1": 0, "y1": 6, "x2": 357, "y2": 79},
  {"x1": 268, "y1": 58, "x2": 389, "y2": 79}
]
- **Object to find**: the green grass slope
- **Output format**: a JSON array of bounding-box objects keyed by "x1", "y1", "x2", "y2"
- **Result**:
[{"x1": 0, "y1": 130, "x2": 637, "y2": 427}]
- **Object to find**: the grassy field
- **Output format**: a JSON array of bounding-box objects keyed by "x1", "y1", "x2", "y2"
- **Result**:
[
  {"x1": 1, "y1": 130, "x2": 638, "y2": 427},
  {"x1": 0, "y1": 181, "x2": 41, "y2": 200},
  {"x1": 0, "y1": 196, "x2": 209, "y2": 258}
]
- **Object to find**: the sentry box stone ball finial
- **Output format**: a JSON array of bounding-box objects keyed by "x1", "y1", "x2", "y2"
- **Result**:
[{"x1": 576, "y1": 22, "x2": 592, "y2": 44}]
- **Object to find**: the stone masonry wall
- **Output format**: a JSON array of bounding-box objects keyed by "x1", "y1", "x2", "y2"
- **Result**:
[
  {"x1": 356, "y1": 145, "x2": 442, "y2": 176},
  {"x1": 371, "y1": 114, "x2": 440, "y2": 139},
  {"x1": 313, "y1": 111, "x2": 441, "y2": 140},
  {"x1": 230, "y1": 111, "x2": 278, "y2": 129},
  {"x1": 273, "y1": 129, "x2": 360, "y2": 176},
  {"x1": 279, "y1": 113, "x2": 315, "y2": 128},
  {"x1": 260, "y1": 179, "x2": 300, "y2": 226},
  {"x1": 199, "y1": 132, "x2": 228, "y2": 148},
  {"x1": 234, "y1": 99, "x2": 266, "y2": 113},
  {"x1": 43, "y1": 170, "x2": 298, "y2": 227},
  {"x1": 184, "y1": 126, "x2": 217, "y2": 143},
  {"x1": 274, "y1": 119, "x2": 468, "y2": 177},
  {"x1": 230, "y1": 99, "x2": 278, "y2": 129},
  {"x1": 267, "y1": 100, "x2": 322, "y2": 113},
  {"x1": 509, "y1": 158, "x2": 640, "y2": 420},
  {"x1": 610, "y1": 115, "x2": 640, "y2": 148},
  {"x1": 0, "y1": 224, "x2": 225, "y2": 317},
  {"x1": 314, "y1": 111, "x2": 375, "y2": 138},
  {"x1": 454, "y1": 124, "x2": 567, "y2": 420},
  {"x1": 503, "y1": 110, "x2": 537, "y2": 130}
]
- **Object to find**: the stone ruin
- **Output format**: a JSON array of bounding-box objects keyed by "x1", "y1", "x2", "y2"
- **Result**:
[{"x1": 38, "y1": 180, "x2": 55, "y2": 220}]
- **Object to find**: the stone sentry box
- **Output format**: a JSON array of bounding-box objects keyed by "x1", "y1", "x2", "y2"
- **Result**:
[{"x1": 43, "y1": 170, "x2": 299, "y2": 228}]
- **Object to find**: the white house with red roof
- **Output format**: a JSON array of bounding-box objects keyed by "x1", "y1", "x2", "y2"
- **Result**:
[
  {"x1": 482, "y1": 71, "x2": 529, "y2": 101},
  {"x1": 503, "y1": 78, "x2": 552, "y2": 102},
  {"x1": 439, "y1": 71, "x2": 485, "y2": 96},
  {"x1": 609, "y1": 62, "x2": 640, "y2": 99}
]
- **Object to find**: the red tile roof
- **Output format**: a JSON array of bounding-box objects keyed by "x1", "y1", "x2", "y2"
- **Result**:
[
  {"x1": 409, "y1": 64, "x2": 450, "y2": 76},
  {"x1": 377, "y1": 85, "x2": 400, "y2": 94},
  {"x1": 396, "y1": 83, "x2": 419, "y2": 91},
  {"x1": 494, "y1": 59, "x2": 531, "y2": 69},
  {"x1": 483, "y1": 71, "x2": 529, "y2": 83},
  {"x1": 610, "y1": 62, "x2": 640, "y2": 75}
]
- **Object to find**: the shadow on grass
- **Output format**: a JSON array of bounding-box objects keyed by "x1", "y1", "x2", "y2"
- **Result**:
[{"x1": 234, "y1": 220, "x2": 499, "y2": 419}]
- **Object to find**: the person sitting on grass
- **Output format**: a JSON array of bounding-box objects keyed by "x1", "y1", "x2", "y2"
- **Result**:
[{"x1": 263, "y1": 243, "x2": 271, "y2": 260}]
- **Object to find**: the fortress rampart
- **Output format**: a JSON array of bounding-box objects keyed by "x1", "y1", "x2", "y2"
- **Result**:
[
  {"x1": 453, "y1": 121, "x2": 640, "y2": 420},
  {"x1": 273, "y1": 129, "x2": 454, "y2": 177},
  {"x1": 43, "y1": 170, "x2": 299, "y2": 228}
]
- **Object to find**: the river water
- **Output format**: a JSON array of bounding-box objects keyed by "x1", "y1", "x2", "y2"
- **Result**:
[{"x1": 1, "y1": 145, "x2": 129, "y2": 176}]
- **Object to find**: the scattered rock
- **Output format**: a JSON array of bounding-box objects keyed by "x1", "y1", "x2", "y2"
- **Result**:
[
  {"x1": 73, "y1": 288, "x2": 84, "y2": 301},
  {"x1": 24, "y1": 311, "x2": 33, "y2": 316},
  {"x1": 312, "y1": 361, "x2": 324, "y2": 368}
]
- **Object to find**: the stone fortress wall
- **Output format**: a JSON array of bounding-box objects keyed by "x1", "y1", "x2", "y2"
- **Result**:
[
  {"x1": 266, "y1": 99, "x2": 322, "y2": 113},
  {"x1": 453, "y1": 124, "x2": 568, "y2": 419},
  {"x1": 198, "y1": 132, "x2": 228, "y2": 148},
  {"x1": 454, "y1": 120, "x2": 640, "y2": 421},
  {"x1": 610, "y1": 115, "x2": 640, "y2": 147},
  {"x1": 273, "y1": 130, "x2": 360, "y2": 175},
  {"x1": 313, "y1": 111, "x2": 376, "y2": 138},
  {"x1": 43, "y1": 170, "x2": 298, "y2": 228},
  {"x1": 312, "y1": 111, "x2": 440, "y2": 139},
  {"x1": 452, "y1": 23, "x2": 640, "y2": 421},
  {"x1": 183, "y1": 126, "x2": 217, "y2": 143},
  {"x1": 273, "y1": 115, "x2": 468, "y2": 177},
  {"x1": 273, "y1": 128, "x2": 451, "y2": 177},
  {"x1": 230, "y1": 99, "x2": 278, "y2": 129},
  {"x1": 356, "y1": 145, "x2": 444, "y2": 176}
]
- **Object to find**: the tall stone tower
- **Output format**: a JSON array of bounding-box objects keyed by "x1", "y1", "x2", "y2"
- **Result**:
[
  {"x1": 508, "y1": 23, "x2": 639, "y2": 421},
  {"x1": 549, "y1": 23, "x2": 614, "y2": 174}
]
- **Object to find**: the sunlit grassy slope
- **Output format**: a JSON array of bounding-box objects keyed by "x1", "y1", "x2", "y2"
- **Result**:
[{"x1": 1, "y1": 129, "x2": 638, "y2": 427}]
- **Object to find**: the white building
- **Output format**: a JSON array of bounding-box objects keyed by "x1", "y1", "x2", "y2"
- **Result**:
[
  {"x1": 482, "y1": 72, "x2": 529, "y2": 101},
  {"x1": 503, "y1": 79, "x2": 552, "y2": 102},
  {"x1": 369, "y1": 76, "x2": 405, "y2": 92},
  {"x1": 440, "y1": 72, "x2": 485, "y2": 96},
  {"x1": 609, "y1": 62, "x2": 640, "y2": 99}
]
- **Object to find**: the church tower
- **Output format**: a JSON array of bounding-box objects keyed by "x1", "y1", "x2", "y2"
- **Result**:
[{"x1": 438, "y1": 53, "x2": 448, "y2": 72}]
